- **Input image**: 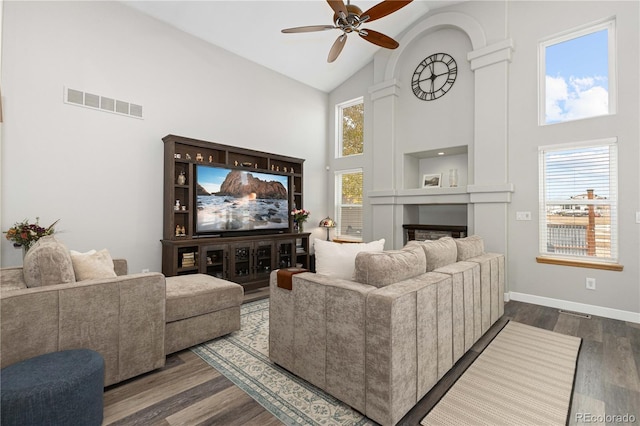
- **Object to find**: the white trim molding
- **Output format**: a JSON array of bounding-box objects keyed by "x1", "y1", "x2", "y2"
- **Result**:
[{"x1": 509, "y1": 291, "x2": 640, "y2": 324}]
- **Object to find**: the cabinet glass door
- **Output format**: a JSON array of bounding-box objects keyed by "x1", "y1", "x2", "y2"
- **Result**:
[
  {"x1": 231, "y1": 243, "x2": 252, "y2": 283},
  {"x1": 276, "y1": 240, "x2": 295, "y2": 269},
  {"x1": 254, "y1": 241, "x2": 273, "y2": 279}
]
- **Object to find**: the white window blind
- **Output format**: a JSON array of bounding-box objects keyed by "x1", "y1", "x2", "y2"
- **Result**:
[
  {"x1": 335, "y1": 169, "x2": 363, "y2": 240},
  {"x1": 539, "y1": 139, "x2": 618, "y2": 262}
]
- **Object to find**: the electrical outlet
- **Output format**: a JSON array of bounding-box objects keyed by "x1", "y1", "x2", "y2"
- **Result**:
[
  {"x1": 636, "y1": 211, "x2": 640, "y2": 223},
  {"x1": 585, "y1": 277, "x2": 596, "y2": 290},
  {"x1": 516, "y1": 211, "x2": 532, "y2": 221},
  {"x1": 142, "y1": 268, "x2": 150, "y2": 273}
]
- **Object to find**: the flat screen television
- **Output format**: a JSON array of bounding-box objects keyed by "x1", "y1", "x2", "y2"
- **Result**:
[{"x1": 195, "y1": 164, "x2": 290, "y2": 235}]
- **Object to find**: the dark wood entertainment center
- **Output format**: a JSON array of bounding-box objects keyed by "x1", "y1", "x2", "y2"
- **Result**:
[{"x1": 161, "y1": 134, "x2": 309, "y2": 291}]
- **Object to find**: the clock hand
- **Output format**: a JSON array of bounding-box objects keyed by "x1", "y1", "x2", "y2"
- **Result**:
[{"x1": 417, "y1": 70, "x2": 451, "y2": 84}]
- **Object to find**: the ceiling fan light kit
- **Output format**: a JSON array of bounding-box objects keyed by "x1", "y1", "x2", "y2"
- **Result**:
[{"x1": 282, "y1": 0, "x2": 413, "y2": 62}]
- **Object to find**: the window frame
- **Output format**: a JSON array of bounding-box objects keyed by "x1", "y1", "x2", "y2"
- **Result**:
[
  {"x1": 334, "y1": 168, "x2": 363, "y2": 241},
  {"x1": 537, "y1": 138, "x2": 620, "y2": 269},
  {"x1": 538, "y1": 18, "x2": 617, "y2": 126},
  {"x1": 336, "y1": 97, "x2": 364, "y2": 158}
]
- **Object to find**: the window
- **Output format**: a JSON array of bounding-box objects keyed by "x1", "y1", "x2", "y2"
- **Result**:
[
  {"x1": 336, "y1": 98, "x2": 364, "y2": 157},
  {"x1": 540, "y1": 19, "x2": 616, "y2": 125},
  {"x1": 335, "y1": 170, "x2": 363, "y2": 240},
  {"x1": 538, "y1": 139, "x2": 618, "y2": 264}
]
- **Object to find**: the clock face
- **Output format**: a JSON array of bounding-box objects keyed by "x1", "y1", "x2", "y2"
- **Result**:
[{"x1": 411, "y1": 53, "x2": 457, "y2": 101}]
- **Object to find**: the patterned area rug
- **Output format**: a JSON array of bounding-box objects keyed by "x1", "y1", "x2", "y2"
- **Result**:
[
  {"x1": 191, "y1": 299, "x2": 375, "y2": 426},
  {"x1": 421, "y1": 321, "x2": 582, "y2": 426}
]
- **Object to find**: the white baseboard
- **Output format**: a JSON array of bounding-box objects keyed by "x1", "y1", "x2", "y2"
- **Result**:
[{"x1": 508, "y1": 292, "x2": 640, "y2": 324}]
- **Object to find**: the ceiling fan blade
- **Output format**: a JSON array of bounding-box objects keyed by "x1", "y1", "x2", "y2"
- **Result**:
[
  {"x1": 327, "y1": 0, "x2": 348, "y2": 19},
  {"x1": 358, "y1": 29, "x2": 399, "y2": 49},
  {"x1": 281, "y1": 25, "x2": 336, "y2": 33},
  {"x1": 362, "y1": 0, "x2": 413, "y2": 23},
  {"x1": 327, "y1": 33, "x2": 347, "y2": 63}
]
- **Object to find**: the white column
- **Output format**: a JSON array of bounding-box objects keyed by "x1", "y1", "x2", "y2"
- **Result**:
[
  {"x1": 467, "y1": 40, "x2": 514, "y2": 254},
  {"x1": 368, "y1": 79, "x2": 400, "y2": 247}
]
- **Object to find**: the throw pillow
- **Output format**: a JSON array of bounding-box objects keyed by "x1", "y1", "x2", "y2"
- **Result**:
[
  {"x1": 70, "y1": 249, "x2": 117, "y2": 281},
  {"x1": 405, "y1": 237, "x2": 458, "y2": 272},
  {"x1": 354, "y1": 245, "x2": 426, "y2": 288},
  {"x1": 314, "y1": 238, "x2": 385, "y2": 280},
  {"x1": 23, "y1": 236, "x2": 76, "y2": 288},
  {"x1": 455, "y1": 235, "x2": 485, "y2": 261}
]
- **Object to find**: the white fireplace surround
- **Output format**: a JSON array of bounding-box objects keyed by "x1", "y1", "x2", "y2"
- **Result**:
[{"x1": 367, "y1": 11, "x2": 515, "y2": 253}]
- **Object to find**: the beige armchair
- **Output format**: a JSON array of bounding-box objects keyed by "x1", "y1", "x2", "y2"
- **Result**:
[{"x1": 0, "y1": 258, "x2": 166, "y2": 386}]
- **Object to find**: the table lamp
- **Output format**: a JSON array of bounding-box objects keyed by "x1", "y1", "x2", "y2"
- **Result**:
[{"x1": 318, "y1": 217, "x2": 336, "y2": 241}]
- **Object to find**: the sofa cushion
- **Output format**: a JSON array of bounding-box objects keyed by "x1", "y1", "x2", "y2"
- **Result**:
[
  {"x1": 455, "y1": 235, "x2": 485, "y2": 261},
  {"x1": 405, "y1": 237, "x2": 458, "y2": 272},
  {"x1": 354, "y1": 245, "x2": 426, "y2": 288},
  {"x1": 314, "y1": 238, "x2": 385, "y2": 280},
  {"x1": 70, "y1": 249, "x2": 117, "y2": 281},
  {"x1": 23, "y1": 236, "x2": 76, "y2": 288}
]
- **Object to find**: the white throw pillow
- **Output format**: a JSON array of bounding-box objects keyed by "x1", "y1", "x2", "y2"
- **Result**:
[
  {"x1": 314, "y1": 238, "x2": 385, "y2": 280},
  {"x1": 70, "y1": 249, "x2": 117, "y2": 281}
]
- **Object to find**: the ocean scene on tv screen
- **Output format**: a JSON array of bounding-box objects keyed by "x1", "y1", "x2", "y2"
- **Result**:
[{"x1": 196, "y1": 166, "x2": 289, "y2": 232}]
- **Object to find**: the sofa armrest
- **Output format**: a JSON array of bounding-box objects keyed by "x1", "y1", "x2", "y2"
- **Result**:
[
  {"x1": 269, "y1": 271, "x2": 376, "y2": 413},
  {"x1": 0, "y1": 267, "x2": 26, "y2": 292},
  {"x1": 0, "y1": 272, "x2": 166, "y2": 385}
]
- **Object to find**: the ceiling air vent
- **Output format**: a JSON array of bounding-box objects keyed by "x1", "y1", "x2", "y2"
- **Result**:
[{"x1": 64, "y1": 87, "x2": 143, "y2": 120}]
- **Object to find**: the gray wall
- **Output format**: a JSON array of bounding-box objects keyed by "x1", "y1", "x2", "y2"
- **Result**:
[
  {"x1": 0, "y1": 1, "x2": 328, "y2": 272},
  {"x1": 334, "y1": 1, "x2": 639, "y2": 319}
]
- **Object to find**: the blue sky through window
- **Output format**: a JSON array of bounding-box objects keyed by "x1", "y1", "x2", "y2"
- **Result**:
[{"x1": 545, "y1": 28, "x2": 609, "y2": 123}]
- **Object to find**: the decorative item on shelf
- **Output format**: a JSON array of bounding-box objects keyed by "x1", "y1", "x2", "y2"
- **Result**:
[
  {"x1": 174, "y1": 153, "x2": 182, "y2": 159},
  {"x1": 175, "y1": 225, "x2": 181, "y2": 237},
  {"x1": 283, "y1": 167, "x2": 288, "y2": 173},
  {"x1": 181, "y1": 205, "x2": 186, "y2": 211},
  {"x1": 291, "y1": 208, "x2": 310, "y2": 233},
  {"x1": 185, "y1": 153, "x2": 191, "y2": 160},
  {"x1": 449, "y1": 169, "x2": 458, "y2": 187},
  {"x1": 318, "y1": 216, "x2": 336, "y2": 241},
  {"x1": 196, "y1": 153, "x2": 204, "y2": 162},
  {"x1": 422, "y1": 173, "x2": 442, "y2": 188},
  {"x1": 234, "y1": 160, "x2": 239, "y2": 166},
  {"x1": 276, "y1": 165, "x2": 280, "y2": 172},
  {"x1": 291, "y1": 167, "x2": 294, "y2": 174},
  {"x1": 180, "y1": 225, "x2": 186, "y2": 236},
  {"x1": 209, "y1": 155, "x2": 213, "y2": 163},
  {"x1": 242, "y1": 162, "x2": 253, "y2": 167},
  {"x1": 4, "y1": 217, "x2": 59, "y2": 254},
  {"x1": 175, "y1": 200, "x2": 181, "y2": 210},
  {"x1": 177, "y1": 171, "x2": 186, "y2": 185},
  {"x1": 181, "y1": 252, "x2": 195, "y2": 268},
  {"x1": 254, "y1": 163, "x2": 258, "y2": 169}
]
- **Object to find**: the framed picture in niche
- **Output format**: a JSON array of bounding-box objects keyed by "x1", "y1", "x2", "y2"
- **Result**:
[{"x1": 422, "y1": 173, "x2": 442, "y2": 188}]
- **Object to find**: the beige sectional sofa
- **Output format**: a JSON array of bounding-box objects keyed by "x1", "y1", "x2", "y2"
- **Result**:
[
  {"x1": 269, "y1": 235, "x2": 504, "y2": 426},
  {"x1": 1, "y1": 259, "x2": 166, "y2": 386}
]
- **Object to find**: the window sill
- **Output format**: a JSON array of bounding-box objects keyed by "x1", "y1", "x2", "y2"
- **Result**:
[{"x1": 536, "y1": 256, "x2": 623, "y2": 271}]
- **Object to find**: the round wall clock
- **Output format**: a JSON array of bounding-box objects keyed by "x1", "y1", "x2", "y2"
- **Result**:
[{"x1": 411, "y1": 53, "x2": 457, "y2": 101}]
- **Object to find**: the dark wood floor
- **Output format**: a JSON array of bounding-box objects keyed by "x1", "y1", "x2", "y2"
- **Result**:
[{"x1": 103, "y1": 297, "x2": 640, "y2": 426}]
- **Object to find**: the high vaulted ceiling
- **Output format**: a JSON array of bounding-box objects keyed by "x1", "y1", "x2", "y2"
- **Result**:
[{"x1": 123, "y1": 1, "x2": 460, "y2": 93}]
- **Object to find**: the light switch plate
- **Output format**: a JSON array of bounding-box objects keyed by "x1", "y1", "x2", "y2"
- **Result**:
[
  {"x1": 516, "y1": 211, "x2": 532, "y2": 221},
  {"x1": 636, "y1": 211, "x2": 640, "y2": 223}
]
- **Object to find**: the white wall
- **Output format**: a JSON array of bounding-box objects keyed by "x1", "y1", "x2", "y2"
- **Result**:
[
  {"x1": 331, "y1": 1, "x2": 639, "y2": 319},
  {"x1": 0, "y1": 1, "x2": 328, "y2": 272},
  {"x1": 506, "y1": 1, "x2": 639, "y2": 316}
]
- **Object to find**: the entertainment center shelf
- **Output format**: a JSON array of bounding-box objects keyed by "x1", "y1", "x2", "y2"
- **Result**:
[{"x1": 162, "y1": 134, "x2": 307, "y2": 291}]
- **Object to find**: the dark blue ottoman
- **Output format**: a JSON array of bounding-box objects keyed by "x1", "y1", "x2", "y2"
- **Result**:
[{"x1": 0, "y1": 349, "x2": 104, "y2": 426}]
